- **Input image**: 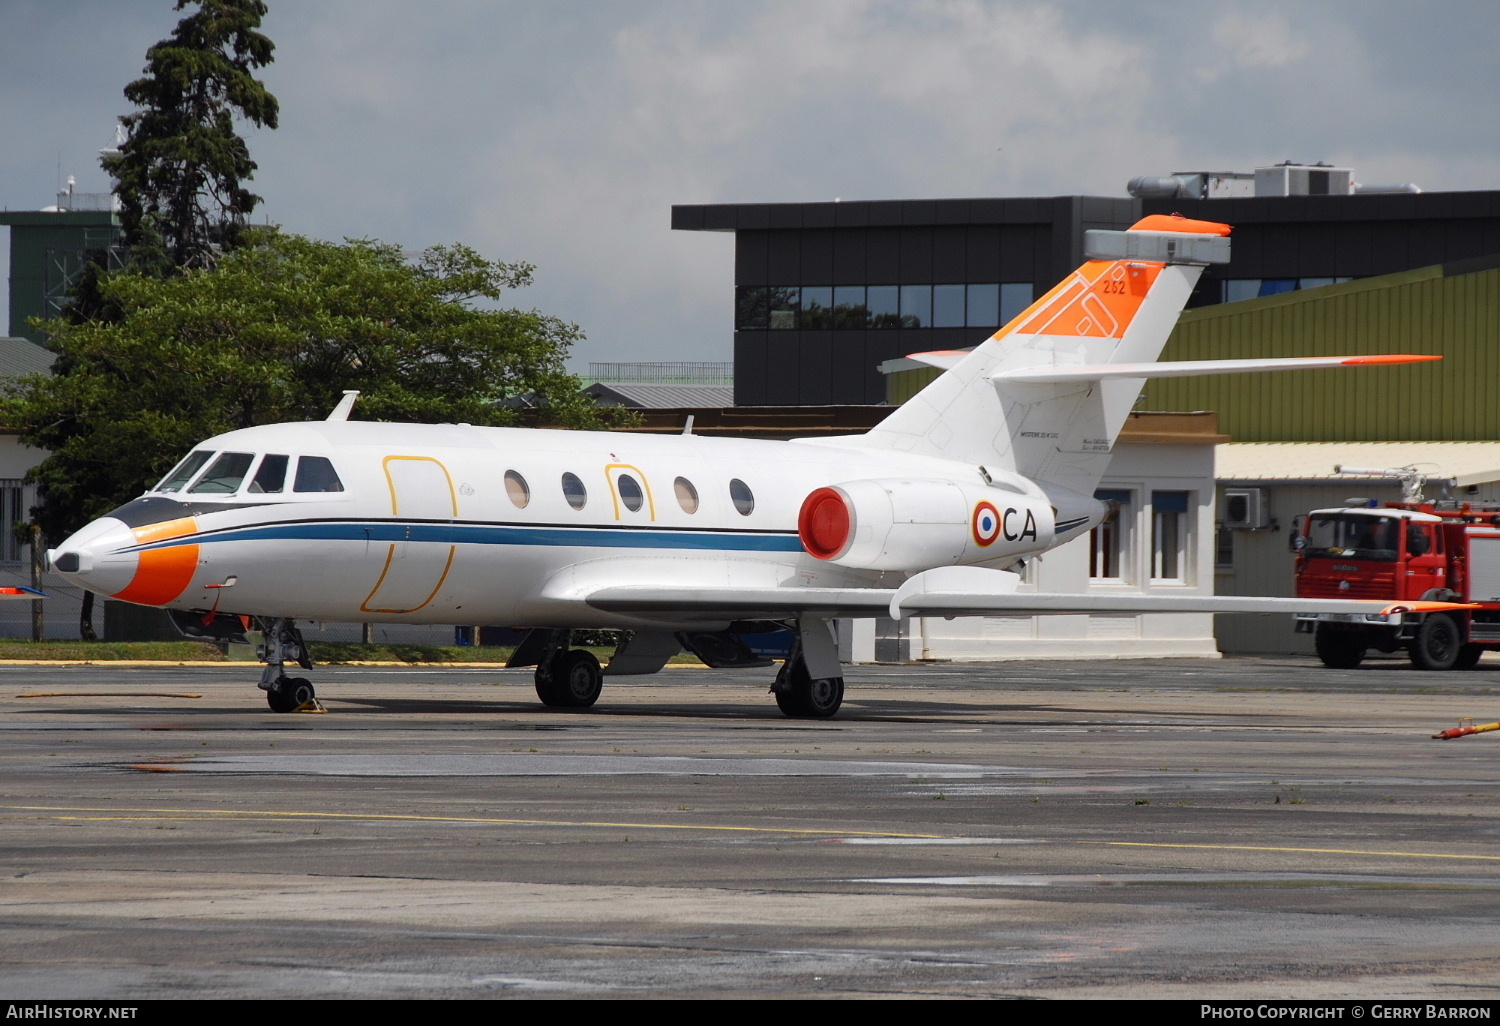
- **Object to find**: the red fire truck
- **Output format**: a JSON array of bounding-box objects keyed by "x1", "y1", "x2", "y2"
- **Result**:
[{"x1": 1293, "y1": 467, "x2": 1500, "y2": 669}]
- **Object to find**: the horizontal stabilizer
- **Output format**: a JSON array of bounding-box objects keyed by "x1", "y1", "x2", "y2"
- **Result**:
[
  {"x1": 0, "y1": 586, "x2": 44, "y2": 600},
  {"x1": 991, "y1": 353, "x2": 1440, "y2": 386},
  {"x1": 905, "y1": 350, "x2": 970, "y2": 371}
]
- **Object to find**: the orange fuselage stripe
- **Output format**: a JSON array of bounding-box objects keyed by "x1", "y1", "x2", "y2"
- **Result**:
[{"x1": 112, "y1": 517, "x2": 199, "y2": 606}]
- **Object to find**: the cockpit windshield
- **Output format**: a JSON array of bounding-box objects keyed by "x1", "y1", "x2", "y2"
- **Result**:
[
  {"x1": 188, "y1": 452, "x2": 256, "y2": 494},
  {"x1": 155, "y1": 450, "x2": 213, "y2": 493},
  {"x1": 1303, "y1": 514, "x2": 1401, "y2": 562}
]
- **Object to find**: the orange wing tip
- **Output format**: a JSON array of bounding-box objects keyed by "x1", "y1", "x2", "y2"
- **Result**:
[
  {"x1": 1340, "y1": 354, "x2": 1443, "y2": 366},
  {"x1": 1128, "y1": 214, "x2": 1232, "y2": 236}
]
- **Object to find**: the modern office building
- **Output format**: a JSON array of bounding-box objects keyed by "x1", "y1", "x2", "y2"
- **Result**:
[{"x1": 673, "y1": 165, "x2": 1500, "y2": 407}]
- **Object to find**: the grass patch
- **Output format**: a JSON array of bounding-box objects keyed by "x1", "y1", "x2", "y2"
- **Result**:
[
  {"x1": 309, "y1": 642, "x2": 522, "y2": 664},
  {"x1": 0, "y1": 640, "x2": 227, "y2": 661}
]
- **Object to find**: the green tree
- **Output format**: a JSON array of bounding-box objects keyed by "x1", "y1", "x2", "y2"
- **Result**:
[
  {"x1": 4, "y1": 229, "x2": 624, "y2": 543},
  {"x1": 103, "y1": 0, "x2": 279, "y2": 270}
]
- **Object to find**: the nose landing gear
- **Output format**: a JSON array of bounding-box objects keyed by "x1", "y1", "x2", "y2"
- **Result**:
[{"x1": 258, "y1": 618, "x2": 317, "y2": 713}]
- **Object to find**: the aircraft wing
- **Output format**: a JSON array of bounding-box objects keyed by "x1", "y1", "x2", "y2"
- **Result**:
[{"x1": 585, "y1": 577, "x2": 1464, "y2": 623}]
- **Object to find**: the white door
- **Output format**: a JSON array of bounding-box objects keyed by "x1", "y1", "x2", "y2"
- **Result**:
[{"x1": 361, "y1": 456, "x2": 458, "y2": 614}]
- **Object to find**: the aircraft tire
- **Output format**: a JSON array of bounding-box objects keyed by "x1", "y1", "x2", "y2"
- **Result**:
[
  {"x1": 1410, "y1": 613, "x2": 1461, "y2": 670},
  {"x1": 1314, "y1": 628, "x2": 1366, "y2": 669},
  {"x1": 558, "y1": 649, "x2": 602, "y2": 707},
  {"x1": 266, "y1": 676, "x2": 314, "y2": 713},
  {"x1": 534, "y1": 660, "x2": 566, "y2": 706},
  {"x1": 799, "y1": 676, "x2": 844, "y2": 718},
  {"x1": 774, "y1": 660, "x2": 843, "y2": 718},
  {"x1": 774, "y1": 688, "x2": 807, "y2": 716}
]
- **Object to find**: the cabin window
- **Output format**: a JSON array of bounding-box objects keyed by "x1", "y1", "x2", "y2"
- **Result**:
[
  {"x1": 617, "y1": 473, "x2": 644, "y2": 513},
  {"x1": 188, "y1": 452, "x2": 256, "y2": 494},
  {"x1": 561, "y1": 472, "x2": 587, "y2": 510},
  {"x1": 730, "y1": 478, "x2": 754, "y2": 516},
  {"x1": 293, "y1": 456, "x2": 345, "y2": 493},
  {"x1": 505, "y1": 470, "x2": 530, "y2": 508},
  {"x1": 156, "y1": 451, "x2": 213, "y2": 493},
  {"x1": 249, "y1": 454, "x2": 289, "y2": 494},
  {"x1": 674, "y1": 477, "x2": 699, "y2": 514}
]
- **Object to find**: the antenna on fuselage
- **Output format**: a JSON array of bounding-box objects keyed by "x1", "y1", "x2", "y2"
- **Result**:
[
  {"x1": 682, "y1": 414, "x2": 695, "y2": 436},
  {"x1": 326, "y1": 390, "x2": 360, "y2": 422}
]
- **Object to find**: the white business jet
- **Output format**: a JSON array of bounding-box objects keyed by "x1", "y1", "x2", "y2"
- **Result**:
[{"x1": 49, "y1": 214, "x2": 1444, "y2": 717}]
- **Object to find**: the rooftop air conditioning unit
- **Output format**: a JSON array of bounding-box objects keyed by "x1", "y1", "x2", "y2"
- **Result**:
[{"x1": 1223, "y1": 488, "x2": 1270, "y2": 530}]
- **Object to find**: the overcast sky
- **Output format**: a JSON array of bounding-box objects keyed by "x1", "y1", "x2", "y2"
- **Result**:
[{"x1": 1, "y1": 0, "x2": 1497, "y2": 372}]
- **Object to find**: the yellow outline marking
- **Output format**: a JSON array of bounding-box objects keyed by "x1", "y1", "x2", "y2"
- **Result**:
[
  {"x1": 604, "y1": 463, "x2": 656, "y2": 521},
  {"x1": 0, "y1": 804, "x2": 942, "y2": 839},
  {"x1": 380, "y1": 455, "x2": 459, "y2": 516},
  {"x1": 362, "y1": 456, "x2": 459, "y2": 614},
  {"x1": 1085, "y1": 841, "x2": 1500, "y2": 862}
]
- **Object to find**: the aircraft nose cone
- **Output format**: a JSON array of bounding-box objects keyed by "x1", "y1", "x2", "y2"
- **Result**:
[{"x1": 51, "y1": 518, "x2": 145, "y2": 598}]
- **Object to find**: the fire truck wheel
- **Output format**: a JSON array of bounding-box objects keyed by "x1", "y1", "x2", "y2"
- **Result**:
[
  {"x1": 1453, "y1": 643, "x2": 1484, "y2": 671},
  {"x1": 1314, "y1": 628, "x2": 1366, "y2": 669},
  {"x1": 1410, "y1": 614, "x2": 1461, "y2": 671}
]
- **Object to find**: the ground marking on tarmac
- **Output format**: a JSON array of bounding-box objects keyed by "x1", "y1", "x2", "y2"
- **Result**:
[
  {"x1": 0, "y1": 804, "x2": 945, "y2": 839},
  {"x1": 18, "y1": 692, "x2": 203, "y2": 699},
  {"x1": 1086, "y1": 841, "x2": 1500, "y2": 862}
]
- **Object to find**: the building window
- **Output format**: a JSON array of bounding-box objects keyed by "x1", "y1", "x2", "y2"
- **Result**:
[
  {"x1": 1215, "y1": 524, "x2": 1234, "y2": 570},
  {"x1": 1090, "y1": 489, "x2": 1132, "y2": 581},
  {"x1": 741, "y1": 282, "x2": 1035, "y2": 330},
  {"x1": 932, "y1": 284, "x2": 966, "y2": 327},
  {"x1": 1151, "y1": 491, "x2": 1191, "y2": 582},
  {"x1": 0, "y1": 480, "x2": 24, "y2": 564},
  {"x1": 1001, "y1": 283, "x2": 1033, "y2": 324}
]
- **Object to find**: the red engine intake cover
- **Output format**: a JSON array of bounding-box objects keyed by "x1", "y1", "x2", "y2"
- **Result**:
[{"x1": 798, "y1": 487, "x2": 852, "y2": 560}]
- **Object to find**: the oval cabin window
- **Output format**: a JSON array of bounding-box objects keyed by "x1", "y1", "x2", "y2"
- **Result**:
[
  {"x1": 561, "y1": 472, "x2": 587, "y2": 510},
  {"x1": 617, "y1": 473, "x2": 644, "y2": 513},
  {"x1": 674, "y1": 477, "x2": 699, "y2": 514},
  {"x1": 729, "y1": 478, "x2": 754, "y2": 516},
  {"x1": 505, "y1": 470, "x2": 530, "y2": 508}
]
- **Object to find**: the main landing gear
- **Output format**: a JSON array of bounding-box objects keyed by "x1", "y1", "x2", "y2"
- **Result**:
[
  {"x1": 771, "y1": 619, "x2": 844, "y2": 719},
  {"x1": 528, "y1": 629, "x2": 603, "y2": 708},
  {"x1": 258, "y1": 618, "x2": 317, "y2": 713}
]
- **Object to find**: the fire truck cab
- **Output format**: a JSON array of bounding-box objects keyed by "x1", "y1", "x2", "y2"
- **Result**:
[{"x1": 1294, "y1": 501, "x2": 1500, "y2": 669}]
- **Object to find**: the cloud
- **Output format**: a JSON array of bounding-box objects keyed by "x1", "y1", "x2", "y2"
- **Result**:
[{"x1": 1, "y1": 1, "x2": 1496, "y2": 370}]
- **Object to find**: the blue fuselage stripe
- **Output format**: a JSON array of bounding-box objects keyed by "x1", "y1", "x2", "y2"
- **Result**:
[{"x1": 126, "y1": 520, "x2": 807, "y2": 554}]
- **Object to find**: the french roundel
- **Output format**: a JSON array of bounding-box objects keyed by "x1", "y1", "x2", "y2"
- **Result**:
[{"x1": 971, "y1": 501, "x2": 1001, "y2": 547}]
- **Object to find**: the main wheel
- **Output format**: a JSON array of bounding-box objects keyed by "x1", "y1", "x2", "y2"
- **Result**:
[
  {"x1": 266, "y1": 676, "x2": 314, "y2": 712},
  {"x1": 558, "y1": 649, "x2": 602, "y2": 707},
  {"x1": 1314, "y1": 628, "x2": 1366, "y2": 669},
  {"x1": 1453, "y1": 643, "x2": 1485, "y2": 670},
  {"x1": 1411, "y1": 614, "x2": 1461, "y2": 670},
  {"x1": 535, "y1": 650, "x2": 601, "y2": 708},
  {"x1": 774, "y1": 660, "x2": 844, "y2": 719}
]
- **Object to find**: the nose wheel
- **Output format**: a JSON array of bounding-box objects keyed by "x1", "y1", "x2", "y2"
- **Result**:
[
  {"x1": 266, "y1": 676, "x2": 316, "y2": 713},
  {"x1": 257, "y1": 618, "x2": 316, "y2": 713}
]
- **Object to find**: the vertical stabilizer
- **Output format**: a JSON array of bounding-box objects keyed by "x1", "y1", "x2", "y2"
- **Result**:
[{"x1": 856, "y1": 215, "x2": 1231, "y2": 497}]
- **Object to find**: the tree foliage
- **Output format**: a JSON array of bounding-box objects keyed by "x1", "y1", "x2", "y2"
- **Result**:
[
  {"x1": 103, "y1": 0, "x2": 279, "y2": 270},
  {"x1": 4, "y1": 230, "x2": 624, "y2": 541}
]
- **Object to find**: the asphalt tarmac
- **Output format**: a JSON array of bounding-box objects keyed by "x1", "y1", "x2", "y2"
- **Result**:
[{"x1": 2, "y1": 655, "x2": 1499, "y2": 1000}]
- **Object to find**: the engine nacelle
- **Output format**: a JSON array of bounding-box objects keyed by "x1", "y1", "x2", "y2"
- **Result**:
[{"x1": 798, "y1": 478, "x2": 1057, "y2": 572}]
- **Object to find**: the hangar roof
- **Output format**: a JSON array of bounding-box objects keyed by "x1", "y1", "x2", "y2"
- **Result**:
[{"x1": 1217, "y1": 441, "x2": 1500, "y2": 487}]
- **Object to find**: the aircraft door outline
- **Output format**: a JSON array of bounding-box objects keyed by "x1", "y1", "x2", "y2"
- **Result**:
[
  {"x1": 604, "y1": 463, "x2": 657, "y2": 522},
  {"x1": 360, "y1": 455, "x2": 459, "y2": 614}
]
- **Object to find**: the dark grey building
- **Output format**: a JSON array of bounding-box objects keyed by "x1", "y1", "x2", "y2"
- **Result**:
[{"x1": 673, "y1": 181, "x2": 1500, "y2": 406}]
